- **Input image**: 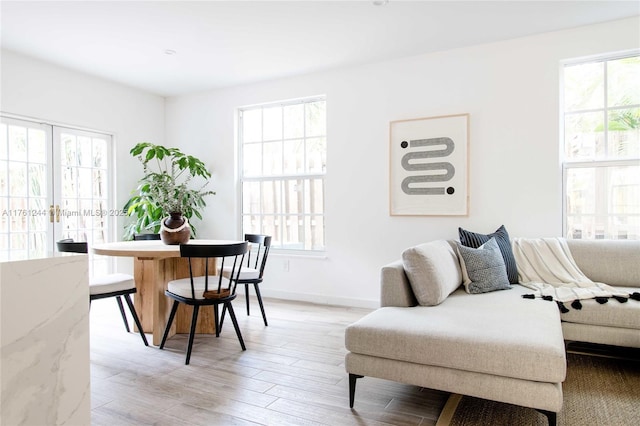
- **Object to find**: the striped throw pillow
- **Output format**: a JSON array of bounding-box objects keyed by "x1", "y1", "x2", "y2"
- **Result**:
[{"x1": 458, "y1": 225, "x2": 518, "y2": 284}]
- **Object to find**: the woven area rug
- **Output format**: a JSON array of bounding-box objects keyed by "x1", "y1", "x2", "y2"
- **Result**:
[{"x1": 436, "y1": 353, "x2": 640, "y2": 426}]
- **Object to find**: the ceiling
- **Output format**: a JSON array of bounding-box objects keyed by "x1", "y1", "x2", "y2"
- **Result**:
[{"x1": 1, "y1": 1, "x2": 639, "y2": 97}]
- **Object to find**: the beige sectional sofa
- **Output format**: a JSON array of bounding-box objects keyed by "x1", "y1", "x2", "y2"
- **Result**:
[{"x1": 345, "y1": 239, "x2": 639, "y2": 426}]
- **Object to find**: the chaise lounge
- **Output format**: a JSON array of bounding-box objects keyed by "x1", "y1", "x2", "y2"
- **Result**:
[{"x1": 345, "y1": 238, "x2": 640, "y2": 425}]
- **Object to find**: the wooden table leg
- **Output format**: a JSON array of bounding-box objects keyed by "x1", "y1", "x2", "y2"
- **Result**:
[{"x1": 133, "y1": 257, "x2": 216, "y2": 346}]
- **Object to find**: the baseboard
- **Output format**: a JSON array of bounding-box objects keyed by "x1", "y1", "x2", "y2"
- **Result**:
[{"x1": 237, "y1": 287, "x2": 379, "y2": 309}]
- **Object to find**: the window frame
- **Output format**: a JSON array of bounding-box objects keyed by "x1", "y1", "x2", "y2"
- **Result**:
[
  {"x1": 238, "y1": 96, "x2": 327, "y2": 253},
  {"x1": 561, "y1": 51, "x2": 640, "y2": 240}
]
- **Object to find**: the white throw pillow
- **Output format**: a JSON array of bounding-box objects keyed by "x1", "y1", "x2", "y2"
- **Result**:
[{"x1": 402, "y1": 240, "x2": 462, "y2": 306}]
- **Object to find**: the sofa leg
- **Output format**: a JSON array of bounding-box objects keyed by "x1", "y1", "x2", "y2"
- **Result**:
[
  {"x1": 537, "y1": 409, "x2": 557, "y2": 426},
  {"x1": 349, "y1": 374, "x2": 363, "y2": 408}
]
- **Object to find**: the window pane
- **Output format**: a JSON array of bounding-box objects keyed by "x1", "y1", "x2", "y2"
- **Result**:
[
  {"x1": 567, "y1": 168, "x2": 595, "y2": 216},
  {"x1": 261, "y1": 215, "x2": 280, "y2": 246},
  {"x1": 306, "y1": 215, "x2": 325, "y2": 250},
  {"x1": 28, "y1": 129, "x2": 46, "y2": 163},
  {"x1": 262, "y1": 141, "x2": 282, "y2": 176},
  {"x1": 306, "y1": 137, "x2": 326, "y2": 173},
  {"x1": 242, "y1": 181, "x2": 260, "y2": 215},
  {"x1": 306, "y1": 101, "x2": 326, "y2": 137},
  {"x1": 283, "y1": 139, "x2": 304, "y2": 174},
  {"x1": 607, "y1": 108, "x2": 640, "y2": 159},
  {"x1": 28, "y1": 164, "x2": 46, "y2": 196},
  {"x1": 608, "y1": 56, "x2": 640, "y2": 107},
  {"x1": 243, "y1": 143, "x2": 262, "y2": 177},
  {"x1": 93, "y1": 138, "x2": 107, "y2": 168},
  {"x1": 77, "y1": 136, "x2": 92, "y2": 167},
  {"x1": 242, "y1": 214, "x2": 261, "y2": 235},
  {"x1": 242, "y1": 109, "x2": 262, "y2": 143},
  {"x1": 62, "y1": 134, "x2": 77, "y2": 166},
  {"x1": 0, "y1": 198, "x2": 8, "y2": 232},
  {"x1": 305, "y1": 178, "x2": 324, "y2": 214},
  {"x1": 263, "y1": 106, "x2": 282, "y2": 141},
  {"x1": 564, "y1": 112, "x2": 605, "y2": 160},
  {"x1": 283, "y1": 104, "x2": 304, "y2": 139},
  {"x1": 283, "y1": 215, "x2": 303, "y2": 249},
  {"x1": 8, "y1": 125, "x2": 27, "y2": 162},
  {"x1": 0, "y1": 123, "x2": 7, "y2": 160},
  {"x1": 564, "y1": 62, "x2": 604, "y2": 111},
  {"x1": 93, "y1": 169, "x2": 107, "y2": 198},
  {"x1": 566, "y1": 166, "x2": 640, "y2": 239},
  {"x1": 9, "y1": 162, "x2": 27, "y2": 197},
  {"x1": 261, "y1": 180, "x2": 281, "y2": 214},
  {"x1": 78, "y1": 168, "x2": 92, "y2": 198},
  {"x1": 283, "y1": 179, "x2": 303, "y2": 215}
]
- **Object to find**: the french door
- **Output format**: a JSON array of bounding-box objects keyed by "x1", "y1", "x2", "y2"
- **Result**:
[{"x1": 0, "y1": 116, "x2": 114, "y2": 264}]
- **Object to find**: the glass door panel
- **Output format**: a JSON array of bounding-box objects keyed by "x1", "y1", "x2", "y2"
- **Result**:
[
  {"x1": 54, "y1": 127, "x2": 113, "y2": 275},
  {"x1": 0, "y1": 118, "x2": 52, "y2": 261}
]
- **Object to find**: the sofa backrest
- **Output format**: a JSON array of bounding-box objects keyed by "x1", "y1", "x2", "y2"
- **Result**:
[
  {"x1": 566, "y1": 239, "x2": 639, "y2": 288},
  {"x1": 381, "y1": 239, "x2": 640, "y2": 307}
]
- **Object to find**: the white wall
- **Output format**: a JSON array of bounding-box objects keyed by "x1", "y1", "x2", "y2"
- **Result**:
[
  {"x1": 166, "y1": 17, "x2": 640, "y2": 308},
  {"x1": 0, "y1": 49, "x2": 166, "y2": 241}
]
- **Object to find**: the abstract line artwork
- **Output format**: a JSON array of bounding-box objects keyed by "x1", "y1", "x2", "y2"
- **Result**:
[{"x1": 389, "y1": 114, "x2": 469, "y2": 216}]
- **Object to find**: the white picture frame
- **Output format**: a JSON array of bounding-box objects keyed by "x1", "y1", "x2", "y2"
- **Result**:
[{"x1": 389, "y1": 113, "x2": 469, "y2": 216}]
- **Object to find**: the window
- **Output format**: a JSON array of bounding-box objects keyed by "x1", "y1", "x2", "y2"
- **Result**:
[
  {"x1": 239, "y1": 97, "x2": 326, "y2": 251},
  {"x1": 562, "y1": 53, "x2": 640, "y2": 240}
]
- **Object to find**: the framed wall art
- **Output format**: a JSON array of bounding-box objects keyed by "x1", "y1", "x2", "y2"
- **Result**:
[{"x1": 389, "y1": 113, "x2": 469, "y2": 216}]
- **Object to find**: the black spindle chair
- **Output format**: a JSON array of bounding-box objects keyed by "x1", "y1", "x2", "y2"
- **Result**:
[
  {"x1": 56, "y1": 239, "x2": 148, "y2": 346},
  {"x1": 220, "y1": 234, "x2": 272, "y2": 326},
  {"x1": 159, "y1": 241, "x2": 249, "y2": 364}
]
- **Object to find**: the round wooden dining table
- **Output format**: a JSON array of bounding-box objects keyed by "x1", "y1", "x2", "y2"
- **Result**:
[{"x1": 93, "y1": 239, "x2": 242, "y2": 346}]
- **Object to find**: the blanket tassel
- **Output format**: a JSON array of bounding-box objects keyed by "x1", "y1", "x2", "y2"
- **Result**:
[
  {"x1": 613, "y1": 295, "x2": 628, "y2": 303},
  {"x1": 556, "y1": 301, "x2": 570, "y2": 313},
  {"x1": 631, "y1": 292, "x2": 640, "y2": 301},
  {"x1": 522, "y1": 294, "x2": 536, "y2": 299},
  {"x1": 595, "y1": 297, "x2": 608, "y2": 304},
  {"x1": 542, "y1": 295, "x2": 553, "y2": 301},
  {"x1": 571, "y1": 300, "x2": 582, "y2": 310}
]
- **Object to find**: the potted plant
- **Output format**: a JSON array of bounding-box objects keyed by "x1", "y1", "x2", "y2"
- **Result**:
[{"x1": 123, "y1": 142, "x2": 215, "y2": 243}]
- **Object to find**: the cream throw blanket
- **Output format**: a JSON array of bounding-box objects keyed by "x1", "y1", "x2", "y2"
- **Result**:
[{"x1": 511, "y1": 237, "x2": 629, "y2": 304}]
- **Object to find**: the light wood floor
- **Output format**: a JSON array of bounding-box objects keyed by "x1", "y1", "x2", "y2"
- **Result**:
[{"x1": 90, "y1": 296, "x2": 449, "y2": 426}]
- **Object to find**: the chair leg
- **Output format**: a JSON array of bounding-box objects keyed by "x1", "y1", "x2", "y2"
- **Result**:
[
  {"x1": 254, "y1": 283, "x2": 268, "y2": 326},
  {"x1": 115, "y1": 296, "x2": 130, "y2": 332},
  {"x1": 185, "y1": 305, "x2": 200, "y2": 365},
  {"x1": 219, "y1": 304, "x2": 227, "y2": 330},
  {"x1": 123, "y1": 294, "x2": 148, "y2": 346},
  {"x1": 213, "y1": 304, "x2": 220, "y2": 337},
  {"x1": 159, "y1": 301, "x2": 179, "y2": 349},
  {"x1": 225, "y1": 302, "x2": 246, "y2": 351},
  {"x1": 245, "y1": 284, "x2": 250, "y2": 316}
]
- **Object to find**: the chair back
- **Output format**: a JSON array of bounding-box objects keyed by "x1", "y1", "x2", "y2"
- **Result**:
[
  {"x1": 56, "y1": 239, "x2": 89, "y2": 254},
  {"x1": 245, "y1": 234, "x2": 272, "y2": 280},
  {"x1": 133, "y1": 233, "x2": 161, "y2": 240},
  {"x1": 180, "y1": 242, "x2": 249, "y2": 299}
]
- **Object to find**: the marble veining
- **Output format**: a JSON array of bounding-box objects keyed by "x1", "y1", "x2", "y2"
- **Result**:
[{"x1": 1, "y1": 254, "x2": 91, "y2": 425}]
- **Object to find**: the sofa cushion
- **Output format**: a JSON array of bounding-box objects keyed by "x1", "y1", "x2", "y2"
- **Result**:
[
  {"x1": 345, "y1": 284, "x2": 566, "y2": 383},
  {"x1": 459, "y1": 225, "x2": 518, "y2": 284},
  {"x1": 560, "y1": 286, "x2": 640, "y2": 329},
  {"x1": 457, "y1": 238, "x2": 511, "y2": 294},
  {"x1": 402, "y1": 240, "x2": 462, "y2": 306}
]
